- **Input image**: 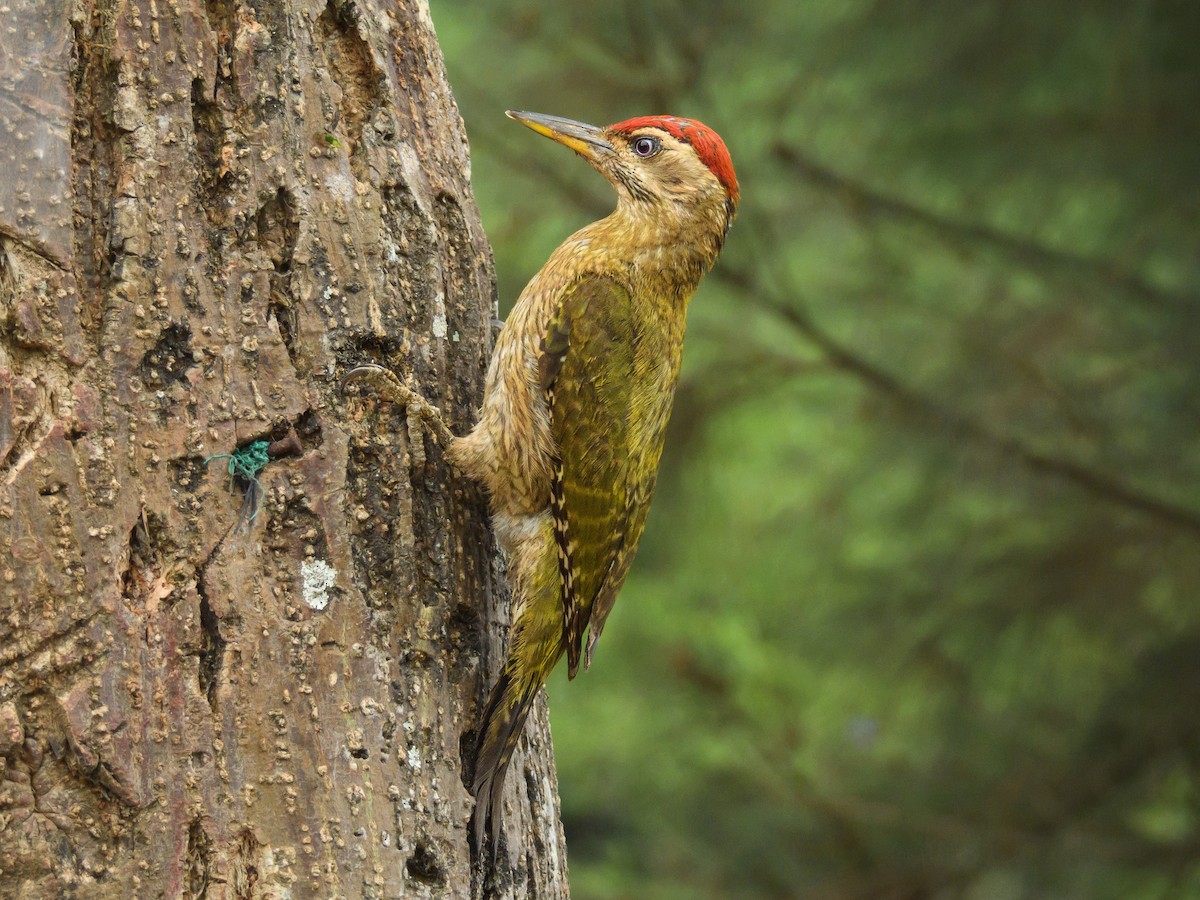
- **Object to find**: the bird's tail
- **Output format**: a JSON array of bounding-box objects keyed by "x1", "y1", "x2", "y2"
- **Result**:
[
  {"x1": 470, "y1": 664, "x2": 542, "y2": 856},
  {"x1": 470, "y1": 520, "x2": 565, "y2": 858}
]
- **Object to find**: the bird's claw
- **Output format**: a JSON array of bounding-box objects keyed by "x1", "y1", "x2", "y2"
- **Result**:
[
  {"x1": 341, "y1": 364, "x2": 410, "y2": 400},
  {"x1": 341, "y1": 364, "x2": 455, "y2": 447}
]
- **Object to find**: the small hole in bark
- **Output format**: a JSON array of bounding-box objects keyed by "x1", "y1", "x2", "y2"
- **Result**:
[
  {"x1": 197, "y1": 580, "x2": 225, "y2": 710},
  {"x1": 295, "y1": 408, "x2": 324, "y2": 449},
  {"x1": 269, "y1": 295, "x2": 296, "y2": 356},
  {"x1": 138, "y1": 320, "x2": 194, "y2": 389},
  {"x1": 405, "y1": 841, "x2": 445, "y2": 885}
]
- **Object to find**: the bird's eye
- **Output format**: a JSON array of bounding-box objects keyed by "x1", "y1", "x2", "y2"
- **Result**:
[{"x1": 631, "y1": 136, "x2": 660, "y2": 158}]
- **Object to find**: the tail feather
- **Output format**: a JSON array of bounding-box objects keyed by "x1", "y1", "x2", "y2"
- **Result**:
[{"x1": 470, "y1": 667, "x2": 542, "y2": 858}]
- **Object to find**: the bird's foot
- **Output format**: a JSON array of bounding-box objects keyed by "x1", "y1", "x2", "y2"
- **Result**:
[{"x1": 341, "y1": 364, "x2": 456, "y2": 447}]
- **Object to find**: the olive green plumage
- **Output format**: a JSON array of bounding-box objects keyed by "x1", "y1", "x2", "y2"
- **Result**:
[
  {"x1": 544, "y1": 274, "x2": 669, "y2": 677},
  {"x1": 462, "y1": 111, "x2": 737, "y2": 857},
  {"x1": 346, "y1": 110, "x2": 738, "y2": 859},
  {"x1": 470, "y1": 270, "x2": 691, "y2": 854}
]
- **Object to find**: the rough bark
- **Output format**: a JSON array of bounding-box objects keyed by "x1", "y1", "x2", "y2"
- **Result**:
[{"x1": 0, "y1": 0, "x2": 568, "y2": 896}]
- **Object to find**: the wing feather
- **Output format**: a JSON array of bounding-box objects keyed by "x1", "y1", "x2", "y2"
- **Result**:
[{"x1": 540, "y1": 275, "x2": 638, "y2": 677}]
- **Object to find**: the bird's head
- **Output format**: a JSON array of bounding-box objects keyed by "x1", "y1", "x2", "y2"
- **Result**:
[{"x1": 507, "y1": 110, "x2": 739, "y2": 244}]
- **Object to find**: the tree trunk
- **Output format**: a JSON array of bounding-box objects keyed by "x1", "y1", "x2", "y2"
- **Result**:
[{"x1": 0, "y1": 0, "x2": 568, "y2": 896}]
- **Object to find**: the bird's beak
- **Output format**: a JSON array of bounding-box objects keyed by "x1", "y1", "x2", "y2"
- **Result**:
[{"x1": 506, "y1": 110, "x2": 615, "y2": 161}]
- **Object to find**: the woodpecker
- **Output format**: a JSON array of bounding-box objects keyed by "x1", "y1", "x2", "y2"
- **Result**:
[{"x1": 345, "y1": 110, "x2": 738, "y2": 854}]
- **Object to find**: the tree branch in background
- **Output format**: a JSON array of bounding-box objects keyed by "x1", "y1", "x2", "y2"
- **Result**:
[
  {"x1": 771, "y1": 143, "x2": 1195, "y2": 311},
  {"x1": 717, "y1": 262, "x2": 1200, "y2": 538}
]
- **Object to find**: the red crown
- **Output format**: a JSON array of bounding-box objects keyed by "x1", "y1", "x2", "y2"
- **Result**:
[{"x1": 610, "y1": 116, "x2": 739, "y2": 205}]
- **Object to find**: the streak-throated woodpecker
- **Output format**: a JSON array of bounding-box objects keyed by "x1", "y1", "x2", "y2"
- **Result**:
[{"x1": 345, "y1": 110, "x2": 738, "y2": 853}]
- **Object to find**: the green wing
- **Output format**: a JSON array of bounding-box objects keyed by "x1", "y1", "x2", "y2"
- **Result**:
[{"x1": 540, "y1": 275, "x2": 639, "y2": 678}]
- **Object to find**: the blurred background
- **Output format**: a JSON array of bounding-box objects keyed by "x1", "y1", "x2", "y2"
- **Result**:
[{"x1": 434, "y1": 2, "x2": 1200, "y2": 897}]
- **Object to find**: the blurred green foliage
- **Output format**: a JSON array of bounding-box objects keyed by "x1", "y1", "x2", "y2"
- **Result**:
[{"x1": 434, "y1": 1, "x2": 1200, "y2": 896}]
